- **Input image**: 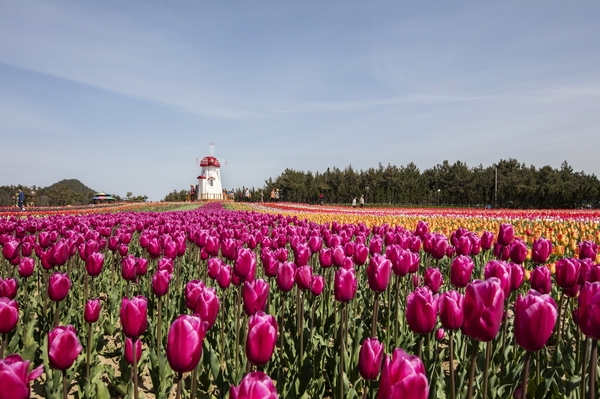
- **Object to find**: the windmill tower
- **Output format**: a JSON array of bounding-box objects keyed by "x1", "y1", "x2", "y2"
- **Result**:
[{"x1": 196, "y1": 143, "x2": 225, "y2": 200}]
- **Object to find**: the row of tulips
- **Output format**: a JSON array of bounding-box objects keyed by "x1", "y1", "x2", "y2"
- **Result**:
[{"x1": 0, "y1": 202, "x2": 599, "y2": 399}]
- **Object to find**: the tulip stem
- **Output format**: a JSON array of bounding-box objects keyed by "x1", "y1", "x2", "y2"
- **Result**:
[
  {"x1": 589, "y1": 340, "x2": 597, "y2": 399},
  {"x1": 483, "y1": 341, "x2": 491, "y2": 399},
  {"x1": 54, "y1": 301, "x2": 60, "y2": 327},
  {"x1": 449, "y1": 330, "x2": 456, "y2": 399},
  {"x1": 466, "y1": 340, "x2": 478, "y2": 399},
  {"x1": 394, "y1": 277, "x2": 400, "y2": 346},
  {"x1": 581, "y1": 337, "x2": 589, "y2": 399},
  {"x1": 555, "y1": 290, "x2": 565, "y2": 345},
  {"x1": 191, "y1": 366, "x2": 197, "y2": 399},
  {"x1": 235, "y1": 288, "x2": 241, "y2": 373},
  {"x1": 298, "y1": 288, "x2": 304, "y2": 365},
  {"x1": 339, "y1": 303, "x2": 348, "y2": 399},
  {"x1": 86, "y1": 322, "x2": 92, "y2": 389},
  {"x1": 63, "y1": 370, "x2": 68, "y2": 399},
  {"x1": 0, "y1": 333, "x2": 6, "y2": 359},
  {"x1": 176, "y1": 373, "x2": 182, "y2": 399},
  {"x1": 157, "y1": 298, "x2": 162, "y2": 350},
  {"x1": 133, "y1": 337, "x2": 139, "y2": 399},
  {"x1": 371, "y1": 293, "x2": 379, "y2": 338},
  {"x1": 520, "y1": 352, "x2": 530, "y2": 399}
]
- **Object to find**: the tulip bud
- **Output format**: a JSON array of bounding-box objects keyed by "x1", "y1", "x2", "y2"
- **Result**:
[
  {"x1": 246, "y1": 311, "x2": 278, "y2": 366},
  {"x1": 276, "y1": 262, "x2": 296, "y2": 292},
  {"x1": 166, "y1": 314, "x2": 208, "y2": 373},
  {"x1": 124, "y1": 337, "x2": 143, "y2": 365},
  {"x1": 84, "y1": 298, "x2": 101, "y2": 324},
  {"x1": 435, "y1": 328, "x2": 445, "y2": 341},
  {"x1": 358, "y1": 337, "x2": 384, "y2": 380},
  {"x1": 48, "y1": 325, "x2": 82, "y2": 370},
  {"x1": 555, "y1": 258, "x2": 580, "y2": 289}
]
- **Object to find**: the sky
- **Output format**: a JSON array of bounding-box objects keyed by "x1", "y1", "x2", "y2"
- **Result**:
[{"x1": 1, "y1": 1, "x2": 599, "y2": 201}]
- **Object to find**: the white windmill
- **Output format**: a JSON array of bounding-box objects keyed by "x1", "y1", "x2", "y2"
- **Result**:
[{"x1": 196, "y1": 143, "x2": 226, "y2": 200}]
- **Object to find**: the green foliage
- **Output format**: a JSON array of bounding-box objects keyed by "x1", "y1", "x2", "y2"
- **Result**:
[
  {"x1": 256, "y1": 159, "x2": 600, "y2": 208},
  {"x1": 163, "y1": 189, "x2": 189, "y2": 202}
]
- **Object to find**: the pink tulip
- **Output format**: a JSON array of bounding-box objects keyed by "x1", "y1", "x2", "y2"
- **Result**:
[
  {"x1": 529, "y1": 266, "x2": 552, "y2": 295},
  {"x1": 309, "y1": 275, "x2": 324, "y2": 296},
  {"x1": 435, "y1": 328, "x2": 445, "y2": 341},
  {"x1": 507, "y1": 262, "x2": 525, "y2": 291},
  {"x1": 121, "y1": 255, "x2": 138, "y2": 281},
  {"x1": 295, "y1": 265, "x2": 313, "y2": 291},
  {"x1": 497, "y1": 224, "x2": 514, "y2": 246},
  {"x1": 242, "y1": 279, "x2": 269, "y2": 316},
  {"x1": 0, "y1": 298, "x2": 19, "y2": 334},
  {"x1": 406, "y1": 287, "x2": 438, "y2": 334},
  {"x1": 439, "y1": 290, "x2": 464, "y2": 330},
  {"x1": 185, "y1": 280, "x2": 206, "y2": 310},
  {"x1": 207, "y1": 257, "x2": 223, "y2": 280},
  {"x1": 230, "y1": 371, "x2": 278, "y2": 399},
  {"x1": 2, "y1": 240, "x2": 19, "y2": 261},
  {"x1": 424, "y1": 268, "x2": 443, "y2": 294},
  {"x1": 0, "y1": 354, "x2": 44, "y2": 399},
  {"x1": 246, "y1": 311, "x2": 278, "y2": 366},
  {"x1": 461, "y1": 278, "x2": 505, "y2": 342},
  {"x1": 484, "y1": 260, "x2": 511, "y2": 298},
  {"x1": 120, "y1": 296, "x2": 147, "y2": 339},
  {"x1": 578, "y1": 282, "x2": 600, "y2": 340},
  {"x1": 234, "y1": 248, "x2": 256, "y2": 282},
  {"x1": 367, "y1": 253, "x2": 392, "y2": 293},
  {"x1": 18, "y1": 257, "x2": 35, "y2": 278},
  {"x1": 84, "y1": 298, "x2": 101, "y2": 324},
  {"x1": 578, "y1": 240, "x2": 598, "y2": 260},
  {"x1": 48, "y1": 325, "x2": 82, "y2": 370},
  {"x1": 276, "y1": 262, "x2": 296, "y2": 292},
  {"x1": 358, "y1": 337, "x2": 385, "y2": 380},
  {"x1": 450, "y1": 255, "x2": 474, "y2": 288},
  {"x1": 48, "y1": 272, "x2": 70, "y2": 302},
  {"x1": 353, "y1": 243, "x2": 369, "y2": 266},
  {"x1": 85, "y1": 252, "x2": 104, "y2": 276},
  {"x1": 217, "y1": 265, "x2": 232, "y2": 289},
  {"x1": 509, "y1": 239, "x2": 528, "y2": 264},
  {"x1": 192, "y1": 286, "x2": 220, "y2": 330},
  {"x1": 166, "y1": 314, "x2": 208, "y2": 373},
  {"x1": 555, "y1": 258, "x2": 581, "y2": 289},
  {"x1": 531, "y1": 238, "x2": 552, "y2": 264},
  {"x1": 377, "y1": 348, "x2": 429, "y2": 399},
  {"x1": 151, "y1": 269, "x2": 172, "y2": 297},
  {"x1": 334, "y1": 267, "x2": 357, "y2": 302},
  {"x1": 318, "y1": 248, "x2": 332, "y2": 268},
  {"x1": 124, "y1": 337, "x2": 143, "y2": 365},
  {"x1": 514, "y1": 290, "x2": 557, "y2": 351}
]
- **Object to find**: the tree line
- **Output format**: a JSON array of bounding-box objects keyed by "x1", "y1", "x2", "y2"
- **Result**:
[{"x1": 251, "y1": 159, "x2": 599, "y2": 208}]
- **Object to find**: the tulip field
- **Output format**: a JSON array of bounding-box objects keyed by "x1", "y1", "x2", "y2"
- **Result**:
[{"x1": 1, "y1": 202, "x2": 600, "y2": 399}]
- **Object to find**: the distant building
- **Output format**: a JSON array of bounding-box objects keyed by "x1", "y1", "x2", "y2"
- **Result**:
[{"x1": 197, "y1": 154, "x2": 224, "y2": 200}]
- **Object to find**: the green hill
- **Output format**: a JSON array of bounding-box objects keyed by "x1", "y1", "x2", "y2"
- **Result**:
[{"x1": 0, "y1": 179, "x2": 98, "y2": 207}]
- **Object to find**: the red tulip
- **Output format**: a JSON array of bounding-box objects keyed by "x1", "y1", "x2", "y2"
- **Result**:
[
  {"x1": 439, "y1": 290, "x2": 464, "y2": 330},
  {"x1": 377, "y1": 348, "x2": 429, "y2": 399},
  {"x1": 578, "y1": 282, "x2": 600, "y2": 340},
  {"x1": 246, "y1": 311, "x2": 278, "y2": 366},
  {"x1": 166, "y1": 314, "x2": 208, "y2": 373},
  {"x1": 85, "y1": 252, "x2": 104, "y2": 276},
  {"x1": 529, "y1": 266, "x2": 552, "y2": 295},
  {"x1": 229, "y1": 371, "x2": 278, "y2": 399},
  {"x1": 124, "y1": 337, "x2": 143, "y2": 364},
  {"x1": 406, "y1": 287, "x2": 438, "y2": 334},
  {"x1": 0, "y1": 298, "x2": 19, "y2": 334},
  {"x1": 243, "y1": 279, "x2": 269, "y2": 316},
  {"x1": 334, "y1": 267, "x2": 357, "y2": 302},
  {"x1": 48, "y1": 272, "x2": 70, "y2": 302},
  {"x1": 84, "y1": 298, "x2": 101, "y2": 324},
  {"x1": 48, "y1": 325, "x2": 82, "y2": 370},
  {"x1": 514, "y1": 290, "x2": 557, "y2": 351},
  {"x1": 0, "y1": 354, "x2": 44, "y2": 399},
  {"x1": 358, "y1": 337, "x2": 385, "y2": 380},
  {"x1": 531, "y1": 238, "x2": 552, "y2": 264},
  {"x1": 461, "y1": 278, "x2": 505, "y2": 342},
  {"x1": 18, "y1": 257, "x2": 35, "y2": 278},
  {"x1": 120, "y1": 296, "x2": 148, "y2": 339},
  {"x1": 151, "y1": 269, "x2": 172, "y2": 297}
]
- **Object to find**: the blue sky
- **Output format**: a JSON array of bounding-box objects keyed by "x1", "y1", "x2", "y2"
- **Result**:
[{"x1": 1, "y1": 1, "x2": 599, "y2": 201}]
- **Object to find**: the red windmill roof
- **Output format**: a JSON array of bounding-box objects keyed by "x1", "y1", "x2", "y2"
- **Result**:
[{"x1": 199, "y1": 156, "x2": 220, "y2": 168}]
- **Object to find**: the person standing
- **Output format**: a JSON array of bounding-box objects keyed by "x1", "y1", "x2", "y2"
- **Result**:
[
  {"x1": 319, "y1": 192, "x2": 324, "y2": 205},
  {"x1": 17, "y1": 188, "x2": 25, "y2": 211},
  {"x1": 359, "y1": 195, "x2": 364, "y2": 208},
  {"x1": 352, "y1": 197, "x2": 357, "y2": 208}
]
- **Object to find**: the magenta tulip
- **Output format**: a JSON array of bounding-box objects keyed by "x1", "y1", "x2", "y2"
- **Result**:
[
  {"x1": 207, "y1": 257, "x2": 223, "y2": 280},
  {"x1": 0, "y1": 354, "x2": 44, "y2": 399},
  {"x1": 166, "y1": 314, "x2": 208, "y2": 373},
  {"x1": 18, "y1": 257, "x2": 34, "y2": 278},
  {"x1": 454, "y1": 235, "x2": 473, "y2": 257},
  {"x1": 514, "y1": 290, "x2": 557, "y2": 351},
  {"x1": 0, "y1": 298, "x2": 19, "y2": 334},
  {"x1": 84, "y1": 298, "x2": 101, "y2": 324},
  {"x1": 424, "y1": 268, "x2": 443, "y2": 294},
  {"x1": 85, "y1": 252, "x2": 104, "y2": 277},
  {"x1": 295, "y1": 265, "x2": 313, "y2": 291},
  {"x1": 578, "y1": 282, "x2": 600, "y2": 340},
  {"x1": 497, "y1": 224, "x2": 514, "y2": 246},
  {"x1": 531, "y1": 238, "x2": 552, "y2": 264},
  {"x1": 234, "y1": 248, "x2": 257, "y2": 282},
  {"x1": 185, "y1": 280, "x2": 206, "y2": 311},
  {"x1": 48, "y1": 325, "x2": 82, "y2": 370},
  {"x1": 461, "y1": 278, "x2": 505, "y2": 342},
  {"x1": 276, "y1": 262, "x2": 296, "y2": 292},
  {"x1": 334, "y1": 267, "x2": 357, "y2": 302},
  {"x1": 509, "y1": 239, "x2": 528, "y2": 264},
  {"x1": 555, "y1": 258, "x2": 581, "y2": 289},
  {"x1": 318, "y1": 248, "x2": 332, "y2": 268},
  {"x1": 358, "y1": 338, "x2": 385, "y2": 380},
  {"x1": 578, "y1": 240, "x2": 598, "y2": 260},
  {"x1": 406, "y1": 287, "x2": 438, "y2": 335},
  {"x1": 436, "y1": 328, "x2": 445, "y2": 341},
  {"x1": 0, "y1": 278, "x2": 18, "y2": 300},
  {"x1": 529, "y1": 266, "x2": 552, "y2": 295},
  {"x1": 121, "y1": 255, "x2": 137, "y2": 281},
  {"x1": 246, "y1": 311, "x2": 278, "y2": 366},
  {"x1": 484, "y1": 260, "x2": 511, "y2": 298},
  {"x1": 449, "y1": 255, "x2": 474, "y2": 288},
  {"x1": 230, "y1": 371, "x2": 278, "y2": 399},
  {"x1": 192, "y1": 286, "x2": 220, "y2": 330},
  {"x1": 353, "y1": 243, "x2": 369, "y2": 266},
  {"x1": 151, "y1": 269, "x2": 172, "y2": 297},
  {"x1": 439, "y1": 290, "x2": 464, "y2": 330},
  {"x1": 48, "y1": 272, "x2": 70, "y2": 302},
  {"x1": 367, "y1": 253, "x2": 392, "y2": 293},
  {"x1": 124, "y1": 337, "x2": 143, "y2": 365},
  {"x1": 2, "y1": 240, "x2": 19, "y2": 261},
  {"x1": 120, "y1": 296, "x2": 148, "y2": 339},
  {"x1": 310, "y1": 275, "x2": 324, "y2": 296},
  {"x1": 377, "y1": 348, "x2": 429, "y2": 399},
  {"x1": 217, "y1": 264, "x2": 232, "y2": 289},
  {"x1": 242, "y1": 279, "x2": 269, "y2": 316}
]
